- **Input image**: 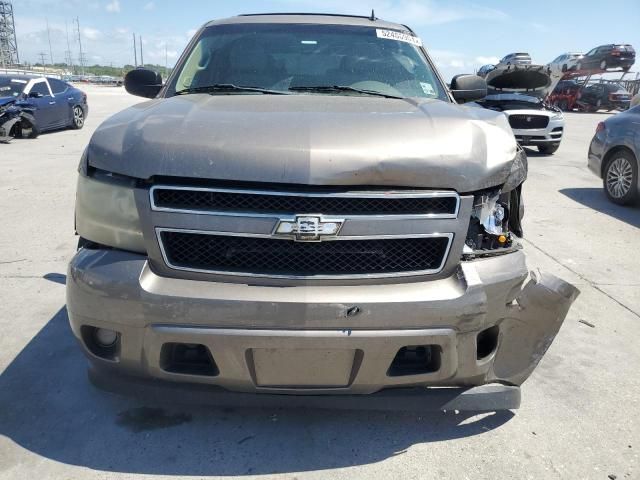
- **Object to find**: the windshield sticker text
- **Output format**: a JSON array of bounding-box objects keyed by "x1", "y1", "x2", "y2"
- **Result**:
[{"x1": 376, "y1": 29, "x2": 422, "y2": 47}]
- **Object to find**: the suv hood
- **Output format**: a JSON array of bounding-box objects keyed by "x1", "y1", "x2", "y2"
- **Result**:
[
  {"x1": 485, "y1": 64, "x2": 557, "y2": 99},
  {"x1": 87, "y1": 94, "x2": 517, "y2": 192}
]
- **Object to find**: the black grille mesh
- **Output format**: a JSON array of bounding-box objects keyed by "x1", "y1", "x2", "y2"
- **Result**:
[
  {"x1": 161, "y1": 231, "x2": 450, "y2": 276},
  {"x1": 154, "y1": 189, "x2": 457, "y2": 216},
  {"x1": 508, "y1": 114, "x2": 549, "y2": 129}
]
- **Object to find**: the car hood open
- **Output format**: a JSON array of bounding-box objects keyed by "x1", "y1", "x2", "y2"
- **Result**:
[
  {"x1": 87, "y1": 94, "x2": 518, "y2": 192},
  {"x1": 485, "y1": 64, "x2": 557, "y2": 99}
]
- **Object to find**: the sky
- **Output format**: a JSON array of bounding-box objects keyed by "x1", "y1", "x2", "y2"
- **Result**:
[{"x1": 11, "y1": 0, "x2": 640, "y2": 80}]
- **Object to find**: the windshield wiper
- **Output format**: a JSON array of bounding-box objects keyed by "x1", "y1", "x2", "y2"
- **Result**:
[
  {"x1": 175, "y1": 84, "x2": 289, "y2": 95},
  {"x1": 289, "y1": 85, "x2": 404, "y2": 99}
]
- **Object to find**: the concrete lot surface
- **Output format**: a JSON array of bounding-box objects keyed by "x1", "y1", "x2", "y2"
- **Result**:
[{"x1": 1, "y1": 85, "x2": 639, "y2": 479}]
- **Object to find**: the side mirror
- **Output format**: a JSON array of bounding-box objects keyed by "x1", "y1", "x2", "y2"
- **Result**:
[
  {"x1": 28, "y1": 91, "x2": 43, "y2": 98},
  {"x1": 450, "y1": 74, "x2": 487, "y2": 103},
  {"x1": 124, "y1": 68, "x2": 163, "y2": 98}
]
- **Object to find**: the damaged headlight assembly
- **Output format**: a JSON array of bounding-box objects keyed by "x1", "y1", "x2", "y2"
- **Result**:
[
  {"x1": 464, "y1": 147, "x2": 527, "y2": 258},
  {"x1": 75, "y1": 151, "x2": 146, "y2": 253}
]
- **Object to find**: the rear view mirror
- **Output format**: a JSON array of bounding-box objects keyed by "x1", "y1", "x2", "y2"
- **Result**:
[
  {"x1": 124, "y1": 68, "x2": 163, "y2": 98},
  {"x1": 450, "y1": 74, "x2": 487, "y2": 103}
]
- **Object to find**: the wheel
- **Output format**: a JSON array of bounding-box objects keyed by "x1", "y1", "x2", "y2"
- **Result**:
[
  {"x1": 538, "y1": 143, "x2": 560, "y2": 155},
  {"x1": 603, "y1": 151, "x2": 638, "y2": 205},
  {"x1": 16, "y1": 113, "x2": 39, "y2": 139},
  {"x1": 600, "y1": 59, "x2": 607, "y2": 70},
  {"x1": 595, "y1": 99, "x2": 602, "y2": 111},
  {"x1": 71, "y1": 105, "x2": 85, "y2": 129}
]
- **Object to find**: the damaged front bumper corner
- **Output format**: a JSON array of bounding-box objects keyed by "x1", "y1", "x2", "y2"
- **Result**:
[{"x1": 67, "y1": 249, "x2": 579, "y2": 411}]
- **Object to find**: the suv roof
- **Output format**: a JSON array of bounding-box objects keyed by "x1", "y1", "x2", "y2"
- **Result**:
[{"x1": 204, "y1": 13, "x2": 411, "y2": 31}]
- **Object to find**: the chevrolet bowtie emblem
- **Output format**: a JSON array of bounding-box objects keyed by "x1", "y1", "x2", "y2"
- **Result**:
[{"x1": 274, "y1": 215, "x2": 344, "y2": 241}]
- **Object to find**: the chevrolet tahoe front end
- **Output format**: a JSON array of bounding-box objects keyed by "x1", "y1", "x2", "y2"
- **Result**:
[{"x1": 67, "y1": 14, "x2": 579, "y2": 411}]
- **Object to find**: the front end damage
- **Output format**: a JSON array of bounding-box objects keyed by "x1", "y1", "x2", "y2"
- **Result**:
[
  {"x1": 67, "y1": 88, "x2": 579, "y2": 411},
  {"x1": 0, "y1": 100, "x2": 38, "y2": 143}
]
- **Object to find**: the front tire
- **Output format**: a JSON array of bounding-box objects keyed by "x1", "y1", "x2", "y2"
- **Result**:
[
  {"x1": 603, "y1": 151, "x2": 638, "y2": 205},
  {"x1": 538, "y1": 143, "x2": 560, "y2": 155},
  {"x1": 16, "y1": 113, "x2": 39, "y2": 139},
  {"x1": 71, "y1": 105, "x2": 85, "y2": 130}
]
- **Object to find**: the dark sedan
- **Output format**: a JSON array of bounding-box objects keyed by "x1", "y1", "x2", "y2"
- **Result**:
[
  {"x1": 0, "y1": 75, "x2": 88, "y2": 134},
  {"x1": 576, "y1": 44, "x2": 635, "y2": 72},
  {"x1": 579, "y1": 83, "x2": 632, "y2": 112},
  {"x1": 588, "y1": 105, "x2": 640, "y2": 205}
]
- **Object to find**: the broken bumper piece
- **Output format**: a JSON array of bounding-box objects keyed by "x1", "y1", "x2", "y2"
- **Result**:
[{"x1": 67, "y1": 249, "x2": 579, "y2": 410}]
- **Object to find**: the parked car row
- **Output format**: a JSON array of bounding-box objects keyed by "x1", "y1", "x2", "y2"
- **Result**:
[
  {"x1": 0, "y1": 74, "x2": 88, "y2": 142},
  {"x1": 548, "y1": 80, "x2": 633, "y2": 112}
]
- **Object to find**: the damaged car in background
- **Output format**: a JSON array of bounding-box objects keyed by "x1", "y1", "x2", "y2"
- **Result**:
[
  {"x1": 0, "y1": 78, "x2": 37, "y2": 142},
  {"x1": 67, "y1": 13, "x2": 579, "y2": 412},
  {"x1": 476, "y1": 63, "x2": 564, "y2": 154},
  {"x1": 0, "y1": 75, "x2": 88, "y2": 142}
]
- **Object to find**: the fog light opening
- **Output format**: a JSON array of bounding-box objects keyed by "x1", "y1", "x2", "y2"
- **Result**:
[
  {"x1": 81, "y1": 325, "x2": 120, "y2": 361},
  {"x1": 387, "y1": 345, "x2": 441, "y2": 377},
  {"x1": 477, "y1": 326, "x2": 500, "y2": 360},
  {"x1": 160, "y1": 343, "x2": 219, "y2": 377}
]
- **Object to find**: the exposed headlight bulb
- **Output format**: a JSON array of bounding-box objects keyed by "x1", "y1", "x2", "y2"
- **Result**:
[{"x1": 484, "y1": 203, "x2": 505, "y2": 235}]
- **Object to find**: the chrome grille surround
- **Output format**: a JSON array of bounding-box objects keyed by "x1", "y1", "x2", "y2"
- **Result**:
[{"x1": 146, "y1": 185, "x2": 467, "y2": 281}]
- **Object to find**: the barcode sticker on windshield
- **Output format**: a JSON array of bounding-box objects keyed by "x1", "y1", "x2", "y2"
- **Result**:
[{"x1": 376, "y1": 29, "x2": 422, "y2": 46}]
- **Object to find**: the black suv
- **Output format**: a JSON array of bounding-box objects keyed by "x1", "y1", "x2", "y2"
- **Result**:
[
  {"x1": 576, "y1": 44, "x2": 635, "y2": 72},
  {"x1": 579, "y1": 83, "x2": 632, "y2": 111}
]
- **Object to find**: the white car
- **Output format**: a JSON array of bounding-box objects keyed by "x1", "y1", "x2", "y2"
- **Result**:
[
  {"x1": 547, "y1": 52, "x2": 584, "y2": 76},
  {"x1": 476, "y1": 65, "x2": 564, "y2": 155}
]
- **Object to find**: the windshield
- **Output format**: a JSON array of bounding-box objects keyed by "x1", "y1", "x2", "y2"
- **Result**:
[
  {"x1": 0, "y1": 78, "x2": 27, "y2": 98},
  {"x1": 170, "y1": 23, "x2": 447, "y2": 100}
]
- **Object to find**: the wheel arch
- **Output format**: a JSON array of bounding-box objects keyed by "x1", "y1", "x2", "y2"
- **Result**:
[{"x1": 601, "y1": 145, "x2": 637, "y2": 178}]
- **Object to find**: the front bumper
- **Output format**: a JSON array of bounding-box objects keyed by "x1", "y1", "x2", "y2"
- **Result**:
[
  {"x1": 67, "y1": 248, "x2": 579, "y2": 408},
  {"x1": 512, "y1": 124, "x2": 563, "y2": 146}
]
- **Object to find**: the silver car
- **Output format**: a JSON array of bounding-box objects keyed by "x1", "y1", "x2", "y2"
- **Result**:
[
  {"x1": 497, "y1": 52, "x2": 532, "y2": 67},
  {"x1": 588, "y1": 105, "x2": 640, "y2": 204},
  {"x1": 67, "y1": 13, "x2": 578, "y2": 411}
]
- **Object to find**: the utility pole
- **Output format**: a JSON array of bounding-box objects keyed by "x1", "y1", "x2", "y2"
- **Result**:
[
  {"x1": 46, "y1": 18, "x2": 54, "y2": 67},
  {"x1": 133, "y1": 33, "x2": 137, "y2": 66},
  {"x1": 165, "y1": 44, "x2": 168, "y2": 77},
  {"x1": 65, "y1": 20, "x2": 74, "y2": 73},
  {"x1": 139, "y1": 35, "x2": 143, "y2": 67},
  {"x1": 38, "y1": 51, "x2": 47, "y2": 73},
  {"x1": 75, "y1": 17, "x2": 85, "y2": 76}
]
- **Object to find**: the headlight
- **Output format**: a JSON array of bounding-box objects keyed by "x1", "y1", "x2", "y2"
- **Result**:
[
  {"x1": 551, "y1": 111, "x2": 564, "y2": 120},
  {"x1": 464, "y1": 187, "x2": 523, "y2": 255},
  {"x1": 75, "y1": 170, "x2": 146, "y2": 253}
]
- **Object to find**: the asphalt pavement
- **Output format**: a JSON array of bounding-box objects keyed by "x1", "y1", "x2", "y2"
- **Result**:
[{"x1": 0, "y1": 85, "x2": 638, "y2": 479}]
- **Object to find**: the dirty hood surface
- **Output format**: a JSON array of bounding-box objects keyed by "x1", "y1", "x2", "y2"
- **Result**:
[{"x1": 88, "y1": 94, "x2": 517, "y2": 192}]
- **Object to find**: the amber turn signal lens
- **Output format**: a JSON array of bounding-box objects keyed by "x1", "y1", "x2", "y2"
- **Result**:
[{"x1": 498, "y1": 235, "x2": 507, "y2": 244}]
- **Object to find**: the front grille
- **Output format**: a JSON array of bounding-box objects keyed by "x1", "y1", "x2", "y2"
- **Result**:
[
  {"x1": 159, "y1": 231, "x2": 451, "y2": 277},
  {"x1": 152, "y1": 187, "x2": 458, "y2": 216},
  {"x1": 508, "y1": 114, "x2": 549, "y2": 129}
]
